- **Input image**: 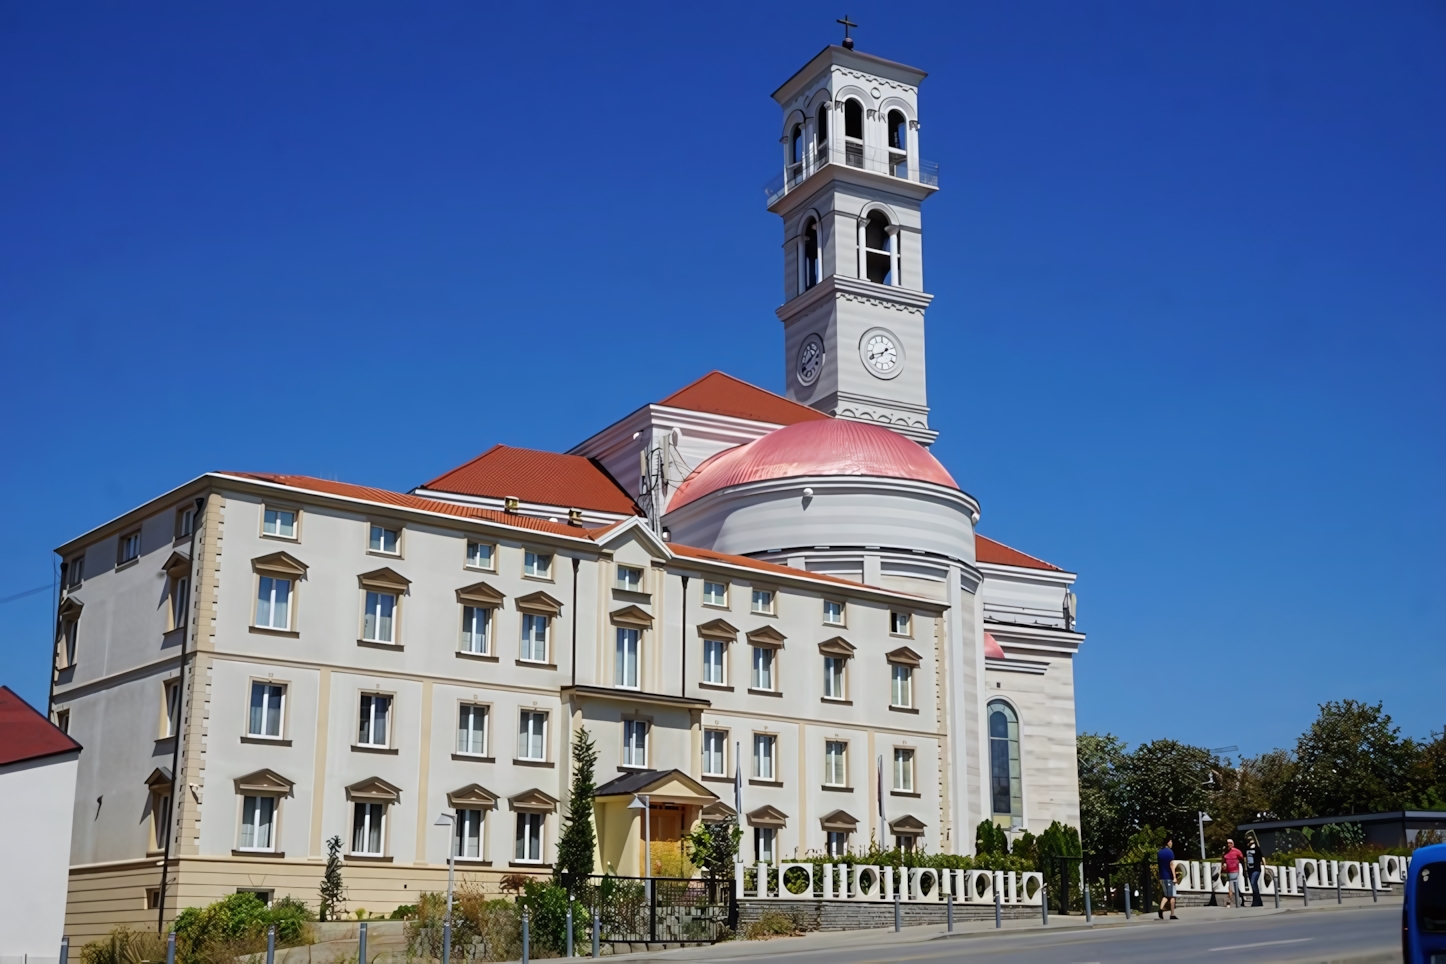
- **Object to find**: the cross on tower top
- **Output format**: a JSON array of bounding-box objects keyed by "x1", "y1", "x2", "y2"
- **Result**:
[{"x1": 836, "y1": 15, "x2": 858, "y2": 50}]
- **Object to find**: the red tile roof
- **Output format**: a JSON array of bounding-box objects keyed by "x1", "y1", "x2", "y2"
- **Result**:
[
  {"x1": 669, "y1": 542, "x2": 893, "y2": 591},
  {"x1": 659, "y1": 372, "x2": 829, "y2": 426},
  {"x1": 223, "y1": 473, "x2": 593, "y2": 537},
  {"x1": 419, "y1": 445, "x2": 641, "y2": 516},
  {"x1": 0, "y1": 686, "x2": 80, "y2": 766},
  {"x1": 976, "y1": 534, "x2": 1062, "y2": 572}
]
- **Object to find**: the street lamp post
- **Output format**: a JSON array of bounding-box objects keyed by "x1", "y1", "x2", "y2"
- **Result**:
[
  {"x1": 1198, "y1": 811, "x2": 1215, "y2": 907},
  {"x1": 434, "y1": 811, "x2": 457, "y2": 962},
  {"x1": 628, "y1": 794, "x2": 651, "y2": 878}
]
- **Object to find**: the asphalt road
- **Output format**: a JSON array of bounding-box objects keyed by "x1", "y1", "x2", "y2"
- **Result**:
[{"x1": 748, "y1": 904, "x2": 1400, "y2": 964}]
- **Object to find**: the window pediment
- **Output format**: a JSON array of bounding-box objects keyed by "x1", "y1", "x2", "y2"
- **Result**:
[
  {"x1": 610, "y1": 604, "x2": 653, "y2": 629},
  {"x1": 746, "y1": 804, "x2": 788, "y2": 828},
  {"x1": 888, "y1": 813, "x2": 926, "y2": 833},
  {"x1": 508, "y1": 788, "x2": 559, "y2": 813},
  {"x1": 145, "y1": 766, "x2": 173, "y2": 789},
  {"x1": 817, "y1": 636, "x2": 855, "y2": 658},
  {"x1": 701, "y1": 801, "x2": 738, "y2": 823},
  {"x1": 160, "y1": 550, "x2": 191, "y2": 575},
  {"x1": 253, "y1": 552, "x2": 308, "y2": 578},
  {"x1": 447, "y1": 783, "x2": 499, "y2": 809},
  {"x1": 515, "y1": 591, "x2": 563, "y2": 617},
  {"x1": 820, "y1": 809, "x2": 858, "y2": 832},
  {"x1": 746, "y1": 625, "x2": 787, "y2": 649},
  {"x1": 346, "y1": 776, "x2": 402, "y2": 803},
  {"x1": 358, "y1": 567, "x2": 410, "y2": 592},
  {"x1": 696, "y1": 618, "x2": 738, "y2": 641},
  {"x1": 234, "y1": 768, "x2": 294, "y2": 796},
  {"x1": 886, "y1": 646, "x2": 921, "y2": 667},
  {"x1": 57, "y1": 597, "x2": 84, "y2": 620},
  {"x1": 456, "y1": 581, "x2": 506, "y2": 607}
]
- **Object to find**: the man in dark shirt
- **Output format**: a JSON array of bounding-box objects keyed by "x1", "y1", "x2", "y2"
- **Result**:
[
  {"x1": 1158, "y1": 835, "x2": 1179, "y2": 919},
  {"x1": 1246, "y1": 840, "x2": 1265, "y2": 906}
]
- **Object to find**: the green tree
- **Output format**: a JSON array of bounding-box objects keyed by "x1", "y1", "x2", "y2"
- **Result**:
[
  {"x1": 684, "y1": 816, "x2": 741, "y2": 880},
  {"x1": 555, "y1": 727, "x2": 597, "y2": 887},
  {"x1": 1287, "y1": 700, "x2": 1417, "y2": 817},
  {"x1": 1119, "y1": 739, "x2": 1212, "y2": 847},
  {"x1": 1077, "y1": 732, "x2": 1129, "y2": 859},
  {"x1": 974, "y1": 820, "x2": 1008, "y2": 856},
  {"x1": 318, "y1": 835, "x2": 345, "y2": 921}
]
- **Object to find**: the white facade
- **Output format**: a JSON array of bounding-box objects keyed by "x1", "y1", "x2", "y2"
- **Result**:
[{"x1": 0, "y1": 718, "x2": 79, "y2": 960}]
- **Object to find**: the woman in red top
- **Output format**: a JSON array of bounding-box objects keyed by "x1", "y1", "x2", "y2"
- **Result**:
[{"x1": 1221, "y1": 838, "x2": 1245, "y2": 908}]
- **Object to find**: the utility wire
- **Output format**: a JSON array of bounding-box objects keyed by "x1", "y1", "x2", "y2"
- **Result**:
[{"x1": 0, "y1": 584, "x2": 52, "y2": 605}]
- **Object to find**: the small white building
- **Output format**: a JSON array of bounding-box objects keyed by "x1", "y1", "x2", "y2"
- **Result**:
[
  {"x1": 0, "y1": 686, "x2": 81, "y2": 960},
  {"x1": 49, "y1": 40, "x2": 1087, "y2": 941}
]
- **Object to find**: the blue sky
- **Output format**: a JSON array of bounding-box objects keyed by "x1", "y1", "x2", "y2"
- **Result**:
[{"x1": 2, "y1": 2, "x2": 1442, "y2": 755}]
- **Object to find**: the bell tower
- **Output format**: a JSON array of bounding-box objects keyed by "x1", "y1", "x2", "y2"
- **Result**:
[{"x1": 769, "y1": 43, "x2": 939, "y2": 445}]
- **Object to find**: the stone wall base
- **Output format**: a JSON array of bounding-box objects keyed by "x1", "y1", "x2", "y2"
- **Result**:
[{"x1": 738, "y1": 898, "x2": 1042, "y2": 930}]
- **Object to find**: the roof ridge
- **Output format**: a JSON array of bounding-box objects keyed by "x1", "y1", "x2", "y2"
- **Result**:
[{"x1": 975, "y1": 533, "x2": 1062, "y2": 571}]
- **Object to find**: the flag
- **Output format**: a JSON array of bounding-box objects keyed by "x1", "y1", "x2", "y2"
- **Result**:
[
  {"x1": 735, "y1": 741, "x2": 743, "y2": 859},
  {"x1": 877, "y1": 754, "x2": 886, "y2": 835}
]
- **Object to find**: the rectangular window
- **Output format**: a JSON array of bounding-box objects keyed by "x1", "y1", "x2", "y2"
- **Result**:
[
  {"x1": 703, "y1": 581, "x2": 728, "y2": 606},
  {"x1": 824, "y1": 740, "x2": 847, "y2": 787},
  {"x1": 61, "y1": 620, "x2": 78, "y2": 668},
  {"x1": 523, "y1": 550, "x2": 552, "y2": 578},
  {"x1": 170, "y1": 575, "x2": 189, "y2": 630},
  {"x1": 753, "y1": 733, "x2": 776, "y2": 781},
  {"x1": 55, "y1": 708, "x2": 70, "y2": 734},
  {"x1": 702, "y1": 639, "x2": 726, "y2": 685},
  {"x1": 162, "y1": 679, "x2": 181, "y2": 737},
  {"x1": 454, "y1": 809, "x2": 483, "y2": 859},
  {"x1": 823, "y1": 600, "x2": 844, "y2": 625},
  {"x1": 248, "y1": 682, "x2": 285, "y2": 738},
  {"x1": 827, "y1": 831, "x2": 848, "y2": 857},
  {"x1": 754, "y1": 827, "x2": 775, "y2": 864},
  {"x1": 702, "y1": 729, "x2": 727, "y2": 776},
  {"x1": 255, "y1": 576, "x2": 292, "y2": 630},
  {"x1": 466, "y1": 541, "x2": 495, "y2": 571},
  {"x1": 615, "y1": 565, "x2": 643, "y2": 592},
  {"x1": 750, "y1": 589, "x2": 775, "y2": 615},
  {"x1": 517, "y1": 710, "x2": 547, "y2": 761},
  {"x1": 750, "y1": 646, "x2": 774, "y2": 691},
  {"x1": 262, "y1": 508, "x2": 296, "y2": 539},
  {"x1": 153, "y1": 792, "x2": 172, "y2": 851},
  {"x1": 823, "y1": 657, "x2": 845, "y2": 699},
  {"x1": 614, "y1": 628, "x2": 640, "y2": 688},
  {"x1": 239, "y1": 795, "x2": 276, "y2": 851},
  {"x1": 352, "y1": 802, "x2": 385, "y2": 855},
  {"x1": 515, "y1": 812, "x2": 543, "y2": 862},
  {"x1": 890, "y1": 611, "x2": 912, "y2": 636},
  {"x1": 520, "y1": 614, "x2": 549, "y2": 662},
  {"x1": 357, "y1": 694, "x2": 391, "y2": 747},
  {"x1": 176, "y1": 505, "x2": 196, "y2": 539},
  {"x1": 890, "y1": 664, "x2": 913, "y2": 708},
  {"x1": 893, "y1": 747, "x2": 915, "y2": 793},
  {"x1": 457, "y1": 704, "x2": 488, "y2": 756},
  {"x1": 118, "y1": 530, "x2": 141, "y2": 565},
  {"x1": 461, "y1": 606, "x2": 492, "y2": 654},
  {"x1": 362, "y1": 591, "x2": 397, "y2": 643},
  {"x1": 622, "y1": 720, "x2": 648, "y2": 767},
  {"x1": 897, "y1": 834, "x2": 918, "y2": 853},
  {"x1": 368, "y1": 524, "x2": 400, "y2": 555},
  {"x1": 65, "y1": 555, "x2": 84, "y2": 589}
]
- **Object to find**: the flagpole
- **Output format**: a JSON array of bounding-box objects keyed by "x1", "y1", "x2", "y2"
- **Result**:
[
  {"x1": 735, "y1": 741, "x2": 743, "y2": 863},
  {"x1": 877, "y1": 755, "x2": 886, "y2": 844}
]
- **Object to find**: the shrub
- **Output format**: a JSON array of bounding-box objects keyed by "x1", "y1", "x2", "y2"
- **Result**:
[
  {"x1": 80, "y1": 927, "x2": 167, "y2": 964},
  {"x1": 742, "y1": 910, "x2": 802, "y2": 940},
  {"x1": 171, "y1": 891, "x2": 314, "y2": 964}
]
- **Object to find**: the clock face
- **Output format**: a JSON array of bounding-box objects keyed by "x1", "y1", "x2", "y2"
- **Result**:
[
  {"x1": 796, "y1": 334, "x2": 825, "y2": 386},
  {"x1": 865, "y1": 334, "x2": 898, "y2": 373}
]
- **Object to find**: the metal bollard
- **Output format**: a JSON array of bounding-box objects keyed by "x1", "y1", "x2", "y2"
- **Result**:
[
  {"x1": 1083, "y1": 880, "x2": 1092, "y2": 923},
  {"x1": 267, "y1": 925, "x2": 276, "y2": 964},
  {"x1": 166, "y1": 931, "x2": 176, "y2": 964},
  {"x1": 442, "y1": 917, "x2": 451, "y2": 964},
  {"x1": 358, "y1": 921, "x2": 367, "y2": 964},
  {"x1": 1124, "y1": 883, "x2": 1132, "y2": 920},
  {"x1": 994, "y1": 883, "x2": 1002, "y2": 928},
  {"x1": 1371, "y1": 867, "x2": 1378, "y2": 903},
  {"x1": 59, "y1": 935, "x2": 70, "y2": 964},
  {"x1": 894, "y1": 889, "x2": 901, "y2": 932},
  {"x1": 591, "y1": 909, "x2": 600, "y2": 959},
  {"x1": 1336, "y1": 872, "x2": 1342, "y2": 905},
  {"x1": 1303, "y1": 879, "x2": 1309, "y2": 906},
  {"x1": 566, "y1": 899, "x2": 574, "y2": 958},
  {"x1": 1273, "y1": 876, "x2": 1280, "y2": 909},
  {"x1": 1041, "y1": 884, "x2": 1048, "y2": 926},
  {"x1": 522, "y1": 908, "x2": 530, "y2": 964},
  {"x1": 946, "y1": 892, "x2": 954, "y2": 932}
]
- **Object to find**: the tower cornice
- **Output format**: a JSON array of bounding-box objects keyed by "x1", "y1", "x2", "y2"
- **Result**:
[
  {"x1": 772, "y1": 45, "x2": 928, "y2": 104},
  {"x1": 776, "y1": 272, "x2": 933, "y2": 325}
]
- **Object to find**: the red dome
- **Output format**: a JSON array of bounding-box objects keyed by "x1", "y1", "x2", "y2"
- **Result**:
[{"x1": 669, "y1": 419, "x2": 958, "y2": 510}]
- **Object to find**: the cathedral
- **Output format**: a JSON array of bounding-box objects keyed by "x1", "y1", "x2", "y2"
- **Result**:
[{"x1": 51, "y1": 42, "x2": 1084, "y2": 935}]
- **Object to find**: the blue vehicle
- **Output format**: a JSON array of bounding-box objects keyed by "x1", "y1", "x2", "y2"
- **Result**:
[{"x1": 1404, "y1": 843, "x2": 1446, "y2": 963}]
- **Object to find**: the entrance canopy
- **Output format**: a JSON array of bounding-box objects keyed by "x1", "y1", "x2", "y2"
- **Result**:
[{"x1": 595, "y1": 769, "x2": 718, "y2": 808}]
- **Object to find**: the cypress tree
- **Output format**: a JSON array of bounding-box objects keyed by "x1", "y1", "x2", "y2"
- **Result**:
[
  {"x1": 555, "y1": 727, "x2": 598, "y2": 887},
  {"x1": 318, "y1": 835, "x2": 345, "y2": 921}
]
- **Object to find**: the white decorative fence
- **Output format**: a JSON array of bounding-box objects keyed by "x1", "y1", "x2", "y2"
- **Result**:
[
  {"x1": 1167, "y1": 855, "x2": 1408, "y2": 895},
  {"x1": 734, "y1": 862, "x2": 1044, "y2": 905}
]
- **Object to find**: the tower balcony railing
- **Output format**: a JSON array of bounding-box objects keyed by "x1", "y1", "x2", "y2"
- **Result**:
[{"x1": 764, "y1": 143, "x2": 939, "y2": 206}]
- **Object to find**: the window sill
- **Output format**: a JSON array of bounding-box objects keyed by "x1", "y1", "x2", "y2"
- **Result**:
[
  {"x1": 821, "y1": 697, "x2": 853, "y2": 706},
  {"x1": 451, "y1": 753, "x2": 495, "y2": 763},
  {"x1": 748, "y1": 611, "x2": 777, "y2": 618},
  {"x1": 162, "y1": 626, "x2": 187, "y2": 647},
  {"x1": 821, "y1": 784, "x2": 855, "y2": 792},
  {"x1": 748, "y1": 779, "x2": 783, "y2": 787},
  {"x1": 888, "y1": 705, "x2": 919, "y2": 714},
  {"x1": 514, "y1": 659, "x2": 557, "y2": 669},
  {"x1": 747, "y1": 688, "x2": 782, "y2": 698},
  {"x1": 365, "y1": 550, "x2": 404, "y2": 560},
  {"x1": 889, "y1": 634, "x2": 914, "y2": 640},
  {"x1": 358, "y1": 639, "x2": 403, "y2": 651},
  {"x1": 509, "y1": 861, "x2": 552, "y2": 869},
  {"x1": 612, "y1": 589, "x2": 652, "y2": 603},
  {"x1": 345, "y1": 854, "x2": 392, "y2": 863},
  {"x1": 701, "y1": 773, "x2": 734, "y2": 783},
  {"x1": 890, "y1": 790, "x2": 921, "y2": 798},
  {"x1": 115, "y1": 558, "x2": 140, "y2": 572},
  {"x1": 241, "y1": 736, "x2": 292, "y2": 747},
  {"x1": 513, "y1": 758, "x2": 554, "y2": 768},
  {"x1": 232, "y1": 849, "x2": 286, "y2": 858},
  {"x1": 456, "y1": 651, "x2": 499, "y2": 663},
  {"x1": 700, "y1": 602, "x2": 730, "y2": 611},
  {"x1": 352, "y1": 744, "x2": 399, "y2": 755},
  {"x1": 259, "y1": 533, "x2": 299, "y2": 543},
  {"x1": 618, "y1": 764, "x2": 651, "y2": 772},
  {"x1": 521, "y1": 574, "x2": 555, "y2": 584},
  {"x1": 454, "y1": 858, "x2": 493, "y2": 866},
  {"x1": 463, "y1": 564, "x2": 497, "y2": 574},
  {"x1": 155, "y1": 735, "x2": 176, "y2": 745},
  {"x1": 249, "y1": 626, "x2": 300, "y2": 638},
  {"x1": 698, "y1": 682, "x2": 733, "y2": 692},
  {"x1": 822, "y1": 623, "x2": 847, "y2": 630}
]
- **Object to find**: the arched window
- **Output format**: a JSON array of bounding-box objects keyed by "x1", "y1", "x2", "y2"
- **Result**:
[
  {"x1": 802, "y1": 218, "x2": 820, "y2": 290},
  {"x1": 816, "y1": 103, "x2": 829, "y2": 152},
  {"x1": 863, "y1": 210, "x2": 896, "y2": 285},
  {"x1": 789, "y1": 123, "x2": 804, "y2": 184},
  {"x1": 988, "y1": 701, "x2": 1022, "y2": 826},
  {"x1": 843, "y1": 99, "x2": 864, "y2": 168},
  {"x1": 887, "y1": 110, "x2": 908, "y2": 178}
]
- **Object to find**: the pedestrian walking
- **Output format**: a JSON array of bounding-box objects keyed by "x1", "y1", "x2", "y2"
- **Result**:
[
  {"x1": 1158, "y1": 835, "x2": 1179, "y2": 919},
  {"x1": 1221, "y1": 838, "x2": 1245, "y2": 908},
  {"x1": 1246, "y1": 839, "x2": 1264, "y2": 907}
]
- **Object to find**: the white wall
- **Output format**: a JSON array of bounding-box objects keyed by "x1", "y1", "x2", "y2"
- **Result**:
[{"x1": 0, "y1": 753, "x2": 79, "y2": 958}]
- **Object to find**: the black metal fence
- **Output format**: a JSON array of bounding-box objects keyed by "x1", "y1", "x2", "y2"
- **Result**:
[
  {"x1": 1047, "y1": 856, "x2": 1157, "y2": 916},
  {"x1": 565, "y1": 875, "x2": 735, "y2": 944}
]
